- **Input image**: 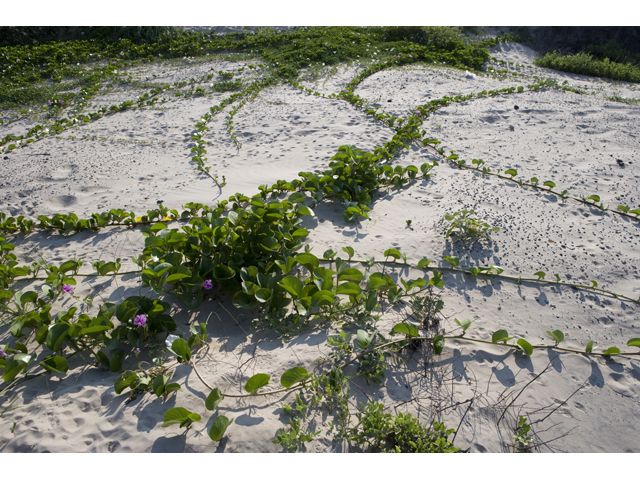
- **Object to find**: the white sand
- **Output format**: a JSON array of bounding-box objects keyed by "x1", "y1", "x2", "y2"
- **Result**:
[{"x1": 1, "y1": 40, "x2": 639, "y2": 453}]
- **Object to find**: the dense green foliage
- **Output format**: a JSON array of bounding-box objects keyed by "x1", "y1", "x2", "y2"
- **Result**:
[{"x1": 535, "y1": 51, "x2": 640, "y2": 83}]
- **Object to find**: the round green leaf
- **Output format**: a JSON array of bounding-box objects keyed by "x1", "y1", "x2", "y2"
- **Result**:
[
  {"x1": 392, "y1": 322, "x2": 419, "y2": 338},
  {"x1": 356, "y1": 329, "x2": 372, "y2": 349},
  {"x1": 209, "y1": 415, "x2": 233, "y2": 442},
  {"x1": 516, "y1": 339, "x2": 533, "y2": 356},
  {"x1": 171, "y1": 338, "x2": 191, "y2": 362},
  {"x1": 254, "y1": 288, "x2": 272, "y2": 303},
  {"x1": 492, "y1": 330, "x2": 512, "y2": 344},
  {"x1": 336, "y1": 282, "x2": 361, "y2": 296},
  {"x1": 384, "y1": 248, "x2": 401, "y2": 260},
  {"x1": 114, "y1": 372, "x2": 138, "y2": 395},
  {"x1": 585, "y1": 340, "x2": 594, "y2": 353},
  {"x1": 162, "y1": 407, "x2": 200, "y2": 427},
  {"x1": 206, "y1": 388, "x2": 224, "y2": 411},
  {"x1": 311, "y1": 290, "x2": 335, "y2": 306},
  {"x1": 546, "y1": 330, "x2": 564, "y2": 345},
  {"x1": 279, "y1": 276, "x2": 303, "y2": 298},
  {"x1": 603, "y1": 347, "x2": 620, "y2": 356},
  {"x1": 433, "y1": 335, "x2": 445, "y2": 355},
  {"x1": 455, "y1": 318, "x2": 471, "y2": 331},
  {"x1": 245, "y1": 373, "x2": 270, "y2": 393},
  {"x1": 39, "y1": 355, "x2": 69, "y2": 373},
  {"x1": 338, "y1": 268, "x2": 363, "y2": 283},
  {"x1": 280, "y1": 367, "x2": 311, "y2": 388},
  {"x1": 627, "y1": 338, "x2": 640, "y2": 349}
]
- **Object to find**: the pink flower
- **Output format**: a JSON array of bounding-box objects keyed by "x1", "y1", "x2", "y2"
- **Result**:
[
  {"x1": 135, "y1": 348, "x2": 141, "y2": 354},
  {"x1": 0, "y1": 348, "x2": 5, "y2": 358},
  {"x1": 409, "y1": 55, "x2": 413, "y2": 58},
  {"x1": 63, "y1": 284, "x2": 74, "y2": 294},
  {"x1": 203, "y1": 279, "x2": 213, "y2": 290},
  {"x1": 133, "y1": 314, "x2": 147, "y2": 326}
]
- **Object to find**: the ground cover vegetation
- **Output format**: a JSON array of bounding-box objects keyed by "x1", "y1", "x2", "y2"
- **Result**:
[{"x1": 1, "y1": 26, "x2": 639, "y2": 452}]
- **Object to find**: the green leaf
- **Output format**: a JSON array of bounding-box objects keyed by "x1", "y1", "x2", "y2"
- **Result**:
[
  {"x1": 433, "y1": 335, "x2": 445, "y2": 355},
  {"x1": 591, "y1": 280, "x2": 598, "y2": 288},
  {"x1": 2, "y1": 356, "x2": 32, "y2": 382},
  {"x1": 323, "y1": 249, "x2": 336, "y2": 260},
  {"x1": 336, "y1": 282, "x2": 361, "y2": 296},
  {"x1": 233, "y1": 291, "x2": 258, "y2": 309},
  {"x1": 338, "y1": 268, "x2": 363, "y2": 283},
  {"x1": 603, "y1": 347, "x2": 620, "y2": 356},
  {"x1": 530, "y1": 177, "x2": 539, "y2": 184},
  {"x1": 209, "y1": 415, "x2": 233, "y2": 442},
  {"x1": 392, "y1": 322, "x2": 419, "y2": 338},
  {"x1": 384, "y1": 248, "x2": 401, "y2": 260},
  {"x1": 110, "y1": 349, "x2": 124, "y2": 372},
  {"x1": 171, "y1": 338, "x2": 191, "y2": 362},
  {"x1": 114, "y1": 372, "x2": 138, "y2": 394},
  {"x1": 341, "y1": 246, "x2": 354, "y2": 259},
  {"x1": 516, "y1": 339, "x2": 533, "y2": 356},
  {"x1": 165, "y1": 383, "x2": 181, "y2": 394},
  {"x1": 543, "y1": 180, "x2": 556, "y2": 189},
  {"x1": 205, "y1": 388, "x2": 224, "y2": 411},
  {"x1": 254, "y1": 288, "x2": 272, "y2": 303},
  {"x1": 443, "y1": 255, "x2": 459, "y2": 267},
  {"x1": 279, "y1": 276, "x2": 303, "y2": 298},
  {"x1": 311, "y1": 290, "x2": 335, "y2": 306},
  {"x1": 546, "y1": 330, "x2": 564, "y2": 345},
  {"x1": 504, "y1": 168, "x2": 518, "y2": 177},
  {"x1": 356, "y1": 330, "x2": 372, "y2": 349},
  {"x1": 417, "y1": 258, "x2": 431, "y2": 269},
  {"x1": 492, "y1": 330, "x2": 512, "y2": 344},
  {"x1": 153, "y1": 374, "x2": 169, "y2": 397},
  {"x1": 39, "y1": 355, "x2": 69, "y2": 373},
  {"x1": 534, "y1": 271, "x2": 546, "y2": 280},
  {"x1": 245, "y1": 373, "x2": 270, "y2": 393},
  {"x1": 162, "y1": 407, "x2": 201, "y2": 428},
  {"x1": 585, "y1": 340, "x2": 593, "y2": 354},
  {"x1": 587, "y1": 195, "x2": 600, "y2": 203},
  {"x1": 280, "y1": 367, "x2": 311, "y2": 388},
  {"x1": 45, "y1": 323, "x2": 70, "y2": 352},
  {"x1": 455, "y1": 318, "x2": 471, "y2": 331},
  {"x1": 627, "y1": 338, "x2": 640, "y2": 349},
  {"x1": 294, "y1": 253, "x2": 319, "y2": 272}
]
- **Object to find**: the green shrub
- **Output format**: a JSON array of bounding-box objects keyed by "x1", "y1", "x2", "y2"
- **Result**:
[
  {"x1": 534, "y1": 51, "x2": 640, "y2": 83},
  {"x1": 349, "y1": 402, "x2": 460, "y2": 453}
]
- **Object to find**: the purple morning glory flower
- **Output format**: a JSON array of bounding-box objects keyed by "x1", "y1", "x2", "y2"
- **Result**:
[
  {"x1": 171, "y1": 304, "x2": 179, "y2": 313},
  {"x1": 0, "y1": 348, "x2": 5, "y2": 358},
  {"x1": 133, "y1": 314, "x2": 147, "y2": 326},
  {"x1": 63, "y1": 284, "x2": 74, "y2": 294},
  {"x1": 134, "y1": 348, "x2": 141, "y2": 354},
  {"x1": 203, "y1": 279, "x2": 213, "y2": 290}
]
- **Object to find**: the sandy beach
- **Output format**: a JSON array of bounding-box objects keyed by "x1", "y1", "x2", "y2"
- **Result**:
[{"x1": 1, "y1": 28, "x2": 639, "y2": 453}]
